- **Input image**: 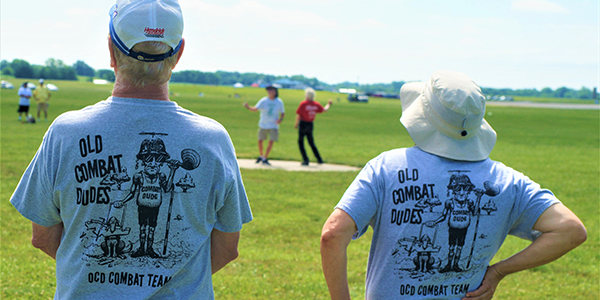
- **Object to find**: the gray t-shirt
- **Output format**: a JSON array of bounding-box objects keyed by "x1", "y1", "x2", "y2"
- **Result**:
[
  {"x1": 336, "y1": 147, "x2": 558, "y2": 300},
  {"x1": 11, "y1": 97, "x2": 253, "y2": 299}
]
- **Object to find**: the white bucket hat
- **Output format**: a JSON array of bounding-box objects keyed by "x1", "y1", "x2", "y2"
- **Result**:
[
  {"x1": 109, "y1": 0, "x2": 184, "y2": 62},
  {"x1": 400, "y1": 70, "x2": 496, "y2": 161}
]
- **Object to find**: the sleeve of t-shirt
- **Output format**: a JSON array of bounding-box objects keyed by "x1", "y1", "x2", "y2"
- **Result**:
[
  {"x1": 255, "y1": 98, "x2": 265, "y2": 110},
  {"x1": 507, "y1": 171, "x2": 561, "y2": 241},
  {"x1": 335, "y1": 158, "x2": 381, "y2": 239},
  {"x1": 295, "y1": 102, "x2": 304, "y2": 115},
  {"x1": 213, "y1": 139, "x2": 253, "y2": 233},
  {"x1": 10, "y1": 131, "x2": 62, "y2": 227}
]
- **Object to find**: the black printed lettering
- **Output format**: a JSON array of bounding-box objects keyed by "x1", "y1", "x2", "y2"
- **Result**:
[
  {"x1": 399, "y1": 284, "x2": 415, "y2": 295},
  {"x1": 76, "y1": 186, "x2": 111, "y2": 206},
  {"x1": 451, "y1": 284, "x2": 470, "y2": 295},
  {"x1": 88, "y1": 272, "x2": 106, "y2": 283},
  {"x1": 418, "y1": 284, "x2": 448, "y2": 296},
  {"x1": 79, "y1": 135, "x2": 103, "y2": 157},
  {"x1": 391, "y1": 208, "x2": 423, "y2": 226},
  {"x1": 397, "y1": 168, "x2": 419, "y2": 184},
  {"x1": 393, "y1": 188, "x2": 405, "y2": 204},
  {"x1": 73, "y1": 155, "x2": 123, "y2": 183}
]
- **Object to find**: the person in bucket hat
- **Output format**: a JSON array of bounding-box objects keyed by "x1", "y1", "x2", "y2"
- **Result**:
[
  {"x1": 321, "y1": 70, "x2": 585, "y2": 300},
  {"x1": 10, "y1": 1, "x2": 252, "y2": 298}
]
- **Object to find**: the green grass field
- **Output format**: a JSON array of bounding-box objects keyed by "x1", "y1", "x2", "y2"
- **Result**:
[{"x1": 1, "y1": 78, "x2": 598, "y2": 299}]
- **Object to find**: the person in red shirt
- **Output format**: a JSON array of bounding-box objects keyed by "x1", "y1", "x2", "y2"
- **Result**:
[{"x1": 295, "y1": 88, "x2": 332, "y2": 165}]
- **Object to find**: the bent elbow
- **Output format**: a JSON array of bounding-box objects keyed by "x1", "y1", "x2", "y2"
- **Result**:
[
  {"x1": 561, "y1": 218, "x2": 588, "y2": 248},
  {"x1": 571, "y1": 222, "x2": 587, "y2": 247},
  {"x1": 31, "y1": 236, "x2": 50, "y2": 252},
  {"x1": 224, "y1": 246, "x2": 239, "y2": 264},
  {"x1": 320, "y1": 228, "x2": 346, "y2": 250},
  {"x1": 229, "y1": 248, "x2": 240, "y2": 262},
  {"x1": 320, "y1": 229, "x2": 335, "y2": 247}
]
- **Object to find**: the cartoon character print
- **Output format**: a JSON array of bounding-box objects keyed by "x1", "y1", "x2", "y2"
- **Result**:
[
  {"x1": 393, "y1": 171, "x2": 499, "y2": 279},
  {"x1": 80, "y1": 132, "x2": 201, "y2": 268},
  {"x1": 393, "y1": 224, "x2": 441, "y2": 278}
]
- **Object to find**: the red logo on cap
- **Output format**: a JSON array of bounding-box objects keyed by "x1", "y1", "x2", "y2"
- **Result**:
[{"x1": 144, "y1": 28, "x2": 165, "y2": 38}]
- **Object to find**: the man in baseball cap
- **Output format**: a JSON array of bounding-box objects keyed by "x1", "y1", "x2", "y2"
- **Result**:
[
  {"x1": 321, "y1": 70, "x2": 586, "y2": 299},
  {"x1": 243, "y1": 85, "x2": 285, "y2": 165},
  {"x1": 10, "y1": 1, "x2": 253, "y2": 299}
]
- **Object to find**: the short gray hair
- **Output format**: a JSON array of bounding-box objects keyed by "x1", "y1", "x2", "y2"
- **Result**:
[
  {"x1": 113, "y1": 41, "x2": 179, "y2": 88},
  {"x1": 305, "y1": 87, "x2": 316, "y2": 100}
]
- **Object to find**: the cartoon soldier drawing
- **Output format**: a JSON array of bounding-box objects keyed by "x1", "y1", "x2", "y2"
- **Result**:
[
  {"x1": 425, "y1": 173, "x2": 476, "y2": 273},
  {"x1": 113, "y1": 134, "x2": 179, "y2": 258}
]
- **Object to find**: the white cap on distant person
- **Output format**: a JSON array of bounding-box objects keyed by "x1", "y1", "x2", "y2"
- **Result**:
[
  {"x1": 39, "y1": 78, "x2": 44, "y2": 84},
  {"x1": 109, "y1": 0, "x2": 184, "y2": 62},
  {"x1": 399, "y1": 70, "x2": 497, "y2": 161}
]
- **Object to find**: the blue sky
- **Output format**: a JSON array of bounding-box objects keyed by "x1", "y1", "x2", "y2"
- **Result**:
[{"x1": 1, "y1": 0, "x2": 598, "y2": 89}]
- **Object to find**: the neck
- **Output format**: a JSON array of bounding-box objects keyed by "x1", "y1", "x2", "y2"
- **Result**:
[{"x1": 111, "y1": 79, "x2": 170, "y2": 101}]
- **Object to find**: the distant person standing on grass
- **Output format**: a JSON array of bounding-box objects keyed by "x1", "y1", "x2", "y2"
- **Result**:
[
  {"x1": 17, "y1": 82, "x2": 32, "y2": 121},
  {"x1": 10, "y1": 0, "x2": 253, "y2": 298},
  {"x1": 33, "y1": 78, "x2": 51, "y2": 121},
  {"x1": 295, "y1": 87, "x2": 332, "y2": 166},
  {"x1": 320, "y1": 70, "x2": 586, "y2": 300},
  {"x1": 244, "y1": 85, "x2": 285, "y2": 165}
]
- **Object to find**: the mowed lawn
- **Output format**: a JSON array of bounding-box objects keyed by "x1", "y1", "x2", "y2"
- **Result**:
[{"x1": 1, "y1": 78, "x2": 598, "y2": 299}]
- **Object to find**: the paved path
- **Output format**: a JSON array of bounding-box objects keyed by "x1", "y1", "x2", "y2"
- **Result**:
[{"x1": 237, "y1": 158, "x2": 360, "y2": 172}]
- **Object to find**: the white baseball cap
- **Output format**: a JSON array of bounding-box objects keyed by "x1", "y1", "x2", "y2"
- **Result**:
[
  {"x1": 399, "y1": 70, "x2": 497, "y2": 161},
  {"x1": 109, "y1": 0, "x2": 183, "y2": 62}
]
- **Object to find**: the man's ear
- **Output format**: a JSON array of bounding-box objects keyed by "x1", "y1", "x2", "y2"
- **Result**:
[
  {"x1": 108, "y1": 37, "x2": 117, "y2": 70},
  {"x1": 173, "y1": 38, "x2": 185, "y2": 69}
]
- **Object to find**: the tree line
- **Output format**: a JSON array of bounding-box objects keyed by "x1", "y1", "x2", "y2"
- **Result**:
[
  {"x1": 1, "y1": 59, "x2": 115, "y2": 83},
  {"x1": 1, "y1": 58, "x2": 595, "y2": 100}
]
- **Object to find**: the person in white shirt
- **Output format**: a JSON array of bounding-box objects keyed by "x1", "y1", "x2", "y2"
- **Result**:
[
  {"x1": 244, "y1": 85, "x2": 285, "y2": 165},
  {"x1": 17, "y1": 82, "x2": 32, "y2": 121}
]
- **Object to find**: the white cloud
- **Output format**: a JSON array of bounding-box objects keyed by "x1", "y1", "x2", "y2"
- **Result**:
[
  {"x1": 52, "y1": 22, "x2": 73, "y2": 29},
  {"x1": 461, "y1": 25, "x2": 482, "y2": 35},
  {"x1": 511, "y1": 0, "x2": 569, "y2": 14},
  {"x1": 357, "y1": 19, "x2": 387, "y2": 29},
  {"x1": 66, "y1": 7, "x2": 96, "y2": 16},
  {"x1": 184, "y1": 0, "x2": 337, "y2": 27},
  {"x1": 262, "y1": 47, "x2": 281, "y2": 53}
]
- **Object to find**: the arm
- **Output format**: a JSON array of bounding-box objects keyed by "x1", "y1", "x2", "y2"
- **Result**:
[
  {"x1": 211, "y1": 228, "x2": 240, "y2": 274},
  {"x1": 31, "y1": 222, "x2": 64, "y2": 260},
  {"x1": 321, "y1": 208, "x2": 358, "y2": 300},
  {"x1": 114, "y1": 174, "x2": 139, "y2": 208},
  {"x1": 464, "y1": 203, "x2": 586, "y2": 300},
  {"x1": 243, "y1": 102, "x2": 259, "y2": 112},
  {"x1": 323, "y1": 99, "x2": 333, "y2": 112},
  {"x1": 277, "y1": 112, "x2": 285, "y2": 124},
  {"x1": 295, "y1": 114, "x2": 300, "y2": 129}
]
